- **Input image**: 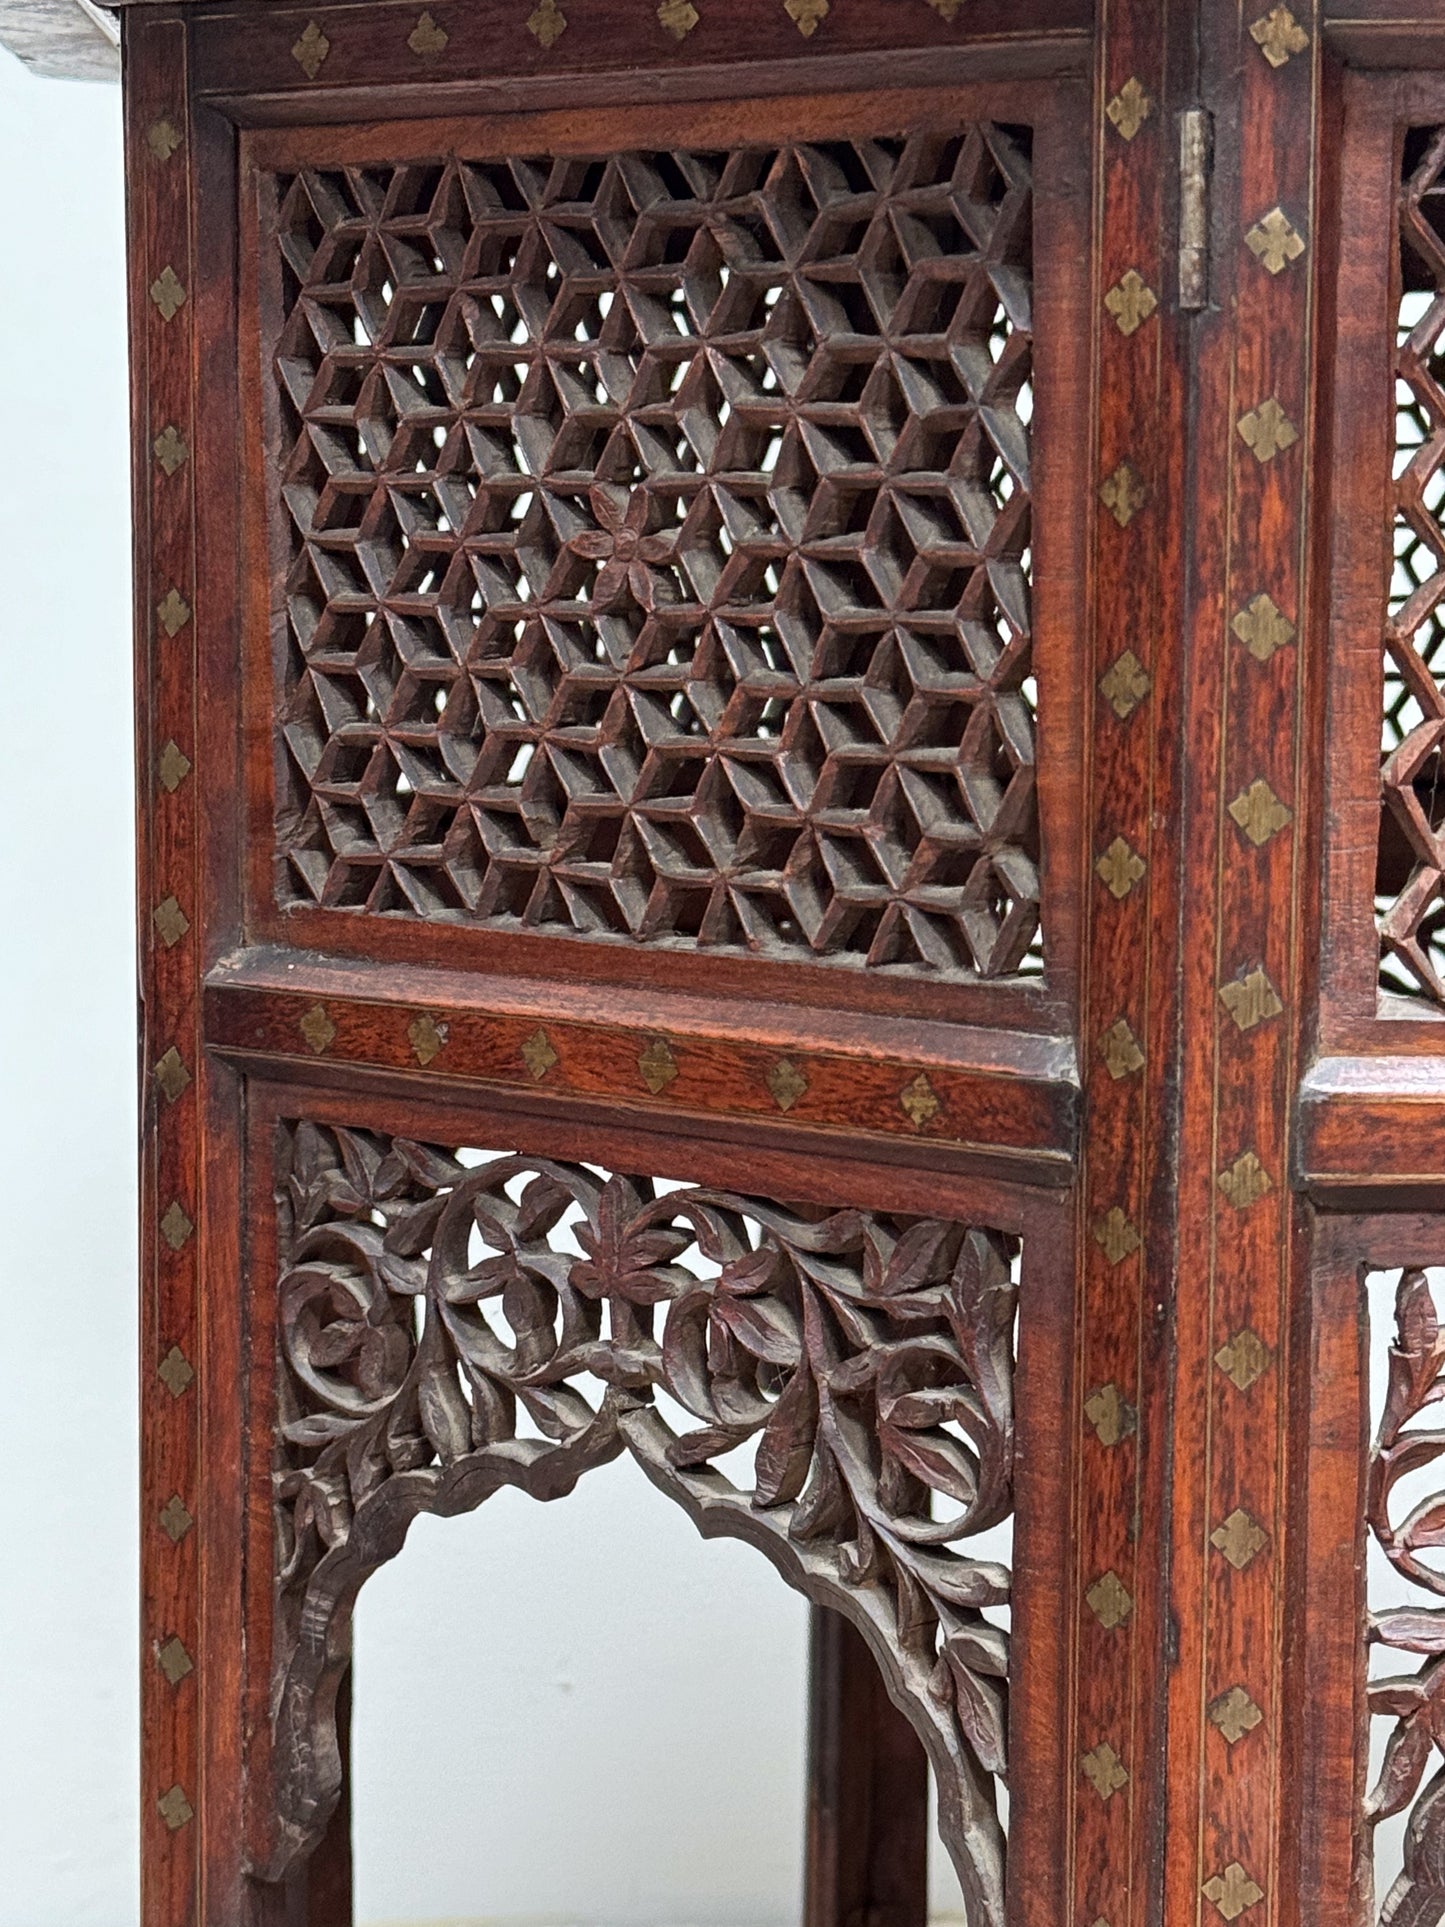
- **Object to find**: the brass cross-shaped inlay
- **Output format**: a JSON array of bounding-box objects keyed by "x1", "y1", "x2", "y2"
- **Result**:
[
  {"x1": 1100, "y1": 461, "x2": 1147, "y2": 527},
  {"x1": 149, "y1": 266, "x2": 187, "y2": 321},
  {"x1": 1081, "y1": 1742, "x2": 1129, "y2": 1800},
  {"x1": 1203, "y1": 1863, "x2": 1264, "y2": 1920},
  {"x1": 1232, "y1": 592, "x2": 1296, "y2": 663},
  {"x1": 522, "y1": 1029, "x2": 559, "y2": 1080},
  {"x1": 1086, "y1": 1571, "x2": 1134, "y2": 1630},
  {"x1": 1236, "y1": 397, "x2": 1299, "y2": 463},
  {"x1": 157, "y1": 1784, "x2": 194, "y2": 1832},
  {"x1": 767, "y1": 1059, "x2": 808, "y2": 1112},
  {"x1": 299, "y1": 1005, "x2": 336, "y2": 1055},
  {"x1": 1246, "y1": 206, "x2": 1305, "y2": 274},
  {"x1": 1084, "y1": 1382, "x2": 1137, "y2": 1447},
  {"x1": 1249, "y1": 5, "x2": 1308, "y2": 66},
  {"x1": 658, "y1": 0, "x2": 699, "y2": 33},
  {"x1": 1211, "y1": 1508, "x2": 1268, "y2": 1571},
  {"x1": 900, "y1": 1073, "x2": 940, "y2": 1130},
  {"x1": 784, "y1": 0, "x2": 828, "y2": 31},
  {"x1": 291, "y1": 20, "x2": 331, "y2": 76},
  {"x1": 1104, "y1": 269, "x2": 1159, "y2": 336},
  {"x1": 159, "y1": 1495, "x2": 194, "y2": 1544},
  {"x1": 156, "y1": 1636, "x2": 194, "y2": 1687},
  {"x1": 408, "y1": 1014, "x2": 448, "y2": 1067},
  {"x1": 153, "y1": 896, "x2": 190, "y2": 948},
  {"x1": 527, "y1": 0, "x2": 567, "y2": 45},
  {"x1": 1101, "y1": 1018, "x2": 1145, "y2": 1081},
  {"x1": 1208, "y1": 1685, "x2": 1264, "y2": 1746},
  {"x1": 1106, "y1": 77, "x2": 1152, "y2": 141},
  {"x1": 1217, "y1": 1151, "x2": 1273, "y2": 1210},
  {"x1": 153, "y1": 425, "x2": 188, "y2": 475},
  {"x1": 1228, "y1": 778, "x2": 1292, "y2": 847},
  {"x1": 161, "y1": 1201, "x2": 194, "y2": 1251},
  {"x1": 157, "y1": 588, "x2": 191, "y2": 638},
  {"x1": 1094, "y1": 1207, "x2": 1142, "y2": 1267},
  {"x1": 1218, "y1": 966, "x2": 1284, "y2": 1033},
  {"x1": 639, "y1": 1037, "x2": 679, "y2": 1093},
  {"x1": 408, "y1": 10, "x2": 449, "y2": 54},
  {"x1": 1100, "y1": 648, "x2": 1151, "y2": 719},
  {"x1": 1215, "y1": 1329, "x2": 1272, "y2": 1392},
  {"x1": 158, "y1": 740, "x2": 192, "y2": 792},
  {"x1": 158, "y1": 1346, "x2": 194, "y2": 1398},
  {"x1": 147, "y1": 118, "x2": 182, "y2": 162},
  {"x1": 1096, "y1": 836, "x2": 1146, "y2": 900},
  {"x1": 155, "y1": 1048, "x2": 191, "y2": 1105}
]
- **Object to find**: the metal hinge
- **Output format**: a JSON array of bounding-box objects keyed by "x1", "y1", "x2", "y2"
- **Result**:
[{"x1": 1179, "y1": 108, "x2": 1213, "y2": 310}]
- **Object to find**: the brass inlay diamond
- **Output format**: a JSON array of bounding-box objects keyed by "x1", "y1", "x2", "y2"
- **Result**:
[
  {"x1": 1217, "y1": 1152, "x2": 1273, "y2": 1211},
  {"x1": 1102, "y1": 1018, "x2": 1145, "y2": 1081},
  {"x1": 299, "y1": 1005, "x2": 336, "y2": 1055},
  {"x1": 900, "y1": 1072, "x2": 940, "y2": 1130},
  {"x1": 1100, "y1": 648, "x2": 1151, "y2": 720},
  {"x1": 159, "y1": 1495, "x2": 194, "y2": 1544},
  {"x1": 1104, "y1": 269, "x2": 1158, "y2": 337},
  {"x1": 1094, "y1": 1207, "x2": 1142, "y2": 1267},
  {"x1": 767, "y1": 1059, "x2": 808, "y2": 1112},
  {"x1": 1215, "y1": 1328, "x2": 1271, "y2": 1392},
  {"x1": 153, "y1": 896, "x2": 189, "y2": 949},
  {"x1": 1084, "y1": 1382, "x2": 1137, "y2": 1448},
  {"x1": 158, "y1": 741, "x2": 191, "y2": 793},
  {"x1": 156, "y1": 1636, "x2": 194, "y2": 1687},
  {"x1": 408, "y1": 1014, "x2": 448, "y2": 1067},
  {"x1": 784, "y1": 0, "x2": 828, "y2": 31},
  {"x1": 1203, "y1": 1862, "x2": 1264, "y2": 1921},
  {"x1": 158, "y1": 1346, "x2": 194, "y2": 1399},
  {"x1": 1208, "y1": 1685, "x2": 1264, "y2": 1746},
  {"x1": 1086, "y1": 1571, "x2": 1134, "y2": 1630},
  {"x1": 658, "y1": 0, "x2": 699, "y2": 33},
  {"x1": 1081, "y1": 1742, "x2": 1129, "y2": 1800},
  {"x1": 1228, "y1": 778, "x2": 1292, "y2": 847},
  {"x1": 527, "y1": 0, "x2": 567, "y2": 44},
  {"x1": 292, "y1": 20, "x2": 331, "y2": 76},
  {"x1": 1236, "y1": 397, "x2": 1298, "y2": 463},
  {"x1": 155, "y1": 1048, "x2": 191, "y2": 1105},
  {"x1": 1246, "y1": 206, "x2": 1305, "y2": 274},
  {"x1": 925, "y1": 0, "x2": 963, "y2": 16},
  {"x1": 522, "y1": 1029, "x2": 559, "y2": 1080},
  {"x1": 153, "y1": 425, "x2": 188, "y2": 475},
  {"x1": 1218, "y1": 966, "x2": 1283, "y2": 1033},
  {"x1": 1106, "y1": 77, "x2": 1152, "y2": 141},
  {"x1": 1096, "y1": 836, "x2": 1146, "y2": 900},
  {"x1": 157, "y1": 588, "x2": 191, "y2": 638},
  {"x1": 147, "y1": 119, "x2": 182, "y2": 162},
  {"x1": 160, "y1": 1201, "x2": 194, "y2": 1251},
  {"x1": 157, "y1": 1784, "x2": 194, "y2": 1832},
  {"x1": 149, "y1": 266, "x2": 187, "y2": 321},
  {"x1": 639, "y1": 1037, "x2": 679, "y2": 1093},
  {"x1": 408, "y1": 10, "x2": 449, "y2": 53},
  {"x1": 1100, "y1": 460, "x2": 1146, "y2": 527},
  {"x1": 1211, "y1": 1508, "x2": 1268, "y2": 1571},
  {"x1": 1232, "y1": 592, "x2": 1295, "y2": 664},
  {"x1": 1249, "y1": 5, "x2": 1308, "y2": 66}
]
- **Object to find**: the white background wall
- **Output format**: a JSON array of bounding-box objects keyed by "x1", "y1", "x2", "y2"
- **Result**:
[{"x1": 0, "y1": 43, "x2": 964, "y2": 1927}]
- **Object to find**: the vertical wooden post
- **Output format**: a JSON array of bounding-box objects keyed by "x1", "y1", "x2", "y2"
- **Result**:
[{"x1": 804, "y1": 1608, "x2": 929, "y2": 1927}]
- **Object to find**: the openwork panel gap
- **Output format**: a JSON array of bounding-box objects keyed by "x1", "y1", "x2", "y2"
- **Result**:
[
  {"x1": 268, "y1": 1122, "x2": 1018, "y2": 1920},
  {"x1": 267, "y1": 128, "x2": 1039, "y2": 980},
  {"x1": 1382, "y1": 128, "x2": 1445, "y2": 1003}
]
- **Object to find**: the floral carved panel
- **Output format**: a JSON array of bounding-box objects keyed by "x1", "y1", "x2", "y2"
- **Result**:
[{"x1": 266, "y1": 1122, "x2": 1019, "y2": 1924}]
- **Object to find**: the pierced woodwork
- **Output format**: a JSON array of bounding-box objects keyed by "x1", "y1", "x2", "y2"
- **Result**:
[
  {"x1": 269, "y1": 1120, "x2": 1017, "y2": 1920},
  {"x1": 267, "y1": 128, "x2": 1040, "y2": 979}
]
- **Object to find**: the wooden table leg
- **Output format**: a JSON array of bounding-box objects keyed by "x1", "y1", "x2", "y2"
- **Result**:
[{"x1": 805, "y1": 1607, "x2": 929, "y2": 1927}]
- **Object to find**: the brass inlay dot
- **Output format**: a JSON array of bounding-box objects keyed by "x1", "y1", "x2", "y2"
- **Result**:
[
  {"x1": 1232, "y1": 592, "x2": 1295, "y2": 663},
  {"x1": 1106, "y1": 77, "x2": 1152, "y2": 141},
  {"x1": 156, "y1": 1636, "x2": 194, "y2": 1687},
  {"x1": 154, "y1": 1048, "x2": 191, "y2": 1105},
  {"x1": 1215, "y1": 1328, "x2": 1271, "y2": 1392},
  {"x1": 153, "y1": 425, "x2": 189, "y2": 475},
  {"x1": 1228, "y1": 778, "x2": 1292, "y2": 847},
  {"x1": 1104, "y1": 268, "x2": 1158, "y2": 336},
  {"x1": 157, "y1": 588, "x2": 192, "y2": 638},
  {"x1": 1096, "y1": 836, "x2": 1146, "y2": 900},
  {"x1": 157, "y1": 1784, "x2": 194, "y2": 1832},
  {"x1": 161, "y1": 1201, "x2": 194, "y2": 1251},
  {"x1": 1203, "y1": 1862, "x2": 1264, "y2": 1920},
  {"x1": 1100, "y1": 460, "x2": 1146, "y2": 527},
  {"x1": 159, "y1": 1494, "x2": 194, "y2": 1544},
  {"x1": 408, "y1": 10, "x2": 449, "y2": 54},
  {"x1": 767, "y1": 1059, "x2": 808, "y2": 1112},
  {"x1": 1084, "y1": 1382, "x2": 1137, "y2": 1447},
  {"x1": 1249, "y1": 5, "x2": 1308, "y2": 67},
  {"x1": 522, "y1": 1029, "x2": 559, "y2": 1080},
  {"x1": 153, "y1": 896, "x2": 190, "y2": 949},
  {"x1": 299, "y1": 1005, "x2": 336, "y2": 1055},
  {"x1": 1081, "y1": 1741, "x2": 1128, "y2": 1800},
  {"x1": 158, "y1": 741, "x2": 192, "y2": 793},
  {"x1": 1217, "y1": 1152, "x2": 1273, "y2": 1212},
  {"x1": 158, "y1": 1346, "x2": 194, "y2": 1399},
  {"x1": 1100, "y1": 648, "x2": 1151, "y2": 719},
  {"x1": 784, "y1": 0, "x2": 828, "y2": 32},
  {"x1": 292, "y1": 20, "x2": 331, "y2": 76},
  {"x1": 899, "y1": 1072, "x2": 940, "y2": 1130},
  {"x1": 1246, "y1": 206, "x2": 1305, "y2": 274},
  {"x1": 1236, "y1": 396, "x2": 1298, "y2": 463},
  {"x1": 1211, "y1": 1508, "x2": 1268, "y2": 1571},
  {"x1": 1218, "y1": 966, "x2": 1283, "y2": 1033},
  {"x1": 1101, "y1": 1018, "x2": 1145, "y2": 1081},
  {"x1": 639, "y1": 1037, "x2": 679, "y2": 1093},
  {"x1": 658, "y1": 0, "x2": 699, "y2": 34},
  {"x1": 925, "y1": 0, "x2": 963, "y2": 17},
  {"x1": 147, "y1": 119, "x2": 182, "y2": 162},
  {"x1": 408, "y1": 1014, "x2": 449, "y2": 1067},
  {"x1": 527, "y1": 0, "x2": 567, "y2": 45},
  {"x1": 149, "y1": 266, "x2": 187, "y2": 321},
  {"x1": 1208, "y1": 1685, "x2": 1264, "y2": 1745},
  {"x1": 1093, "y1": 1208, "x2": 1141, "y2": 1267},
  {"x1": 1086, "y1": 1571, "x2": 1134, "y2": 1630}
]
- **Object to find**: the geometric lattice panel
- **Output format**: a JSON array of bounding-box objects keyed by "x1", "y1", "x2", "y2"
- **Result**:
[
  {"x1": 269, "y1": 128, "x2": 1039, "y2": 979},
  {"x1": 1381, "y1": 126, "x2": 1445, "y2": 1001}
]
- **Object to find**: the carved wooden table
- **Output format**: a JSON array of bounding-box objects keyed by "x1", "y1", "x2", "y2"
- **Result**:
[{"x1": 117, "y1": 2, "x2": 1445, "y2": 1924}]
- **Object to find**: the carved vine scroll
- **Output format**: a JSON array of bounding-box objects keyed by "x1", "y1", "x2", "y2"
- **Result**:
[
  {"x1": 267, "y1": 128, "x2": 1038, "y2": 979},
  {"x1": 1367, "y1": 1269, "x2": 1445, "y2": 1925},
  {"x1": 265, "y1": 1122, "x2": 1018, "y2": 1923}
]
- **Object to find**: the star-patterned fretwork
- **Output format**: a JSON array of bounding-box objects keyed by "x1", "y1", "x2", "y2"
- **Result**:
[{"x1": 271, "y1": 132, "x2": 1039, "y2": 979}]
